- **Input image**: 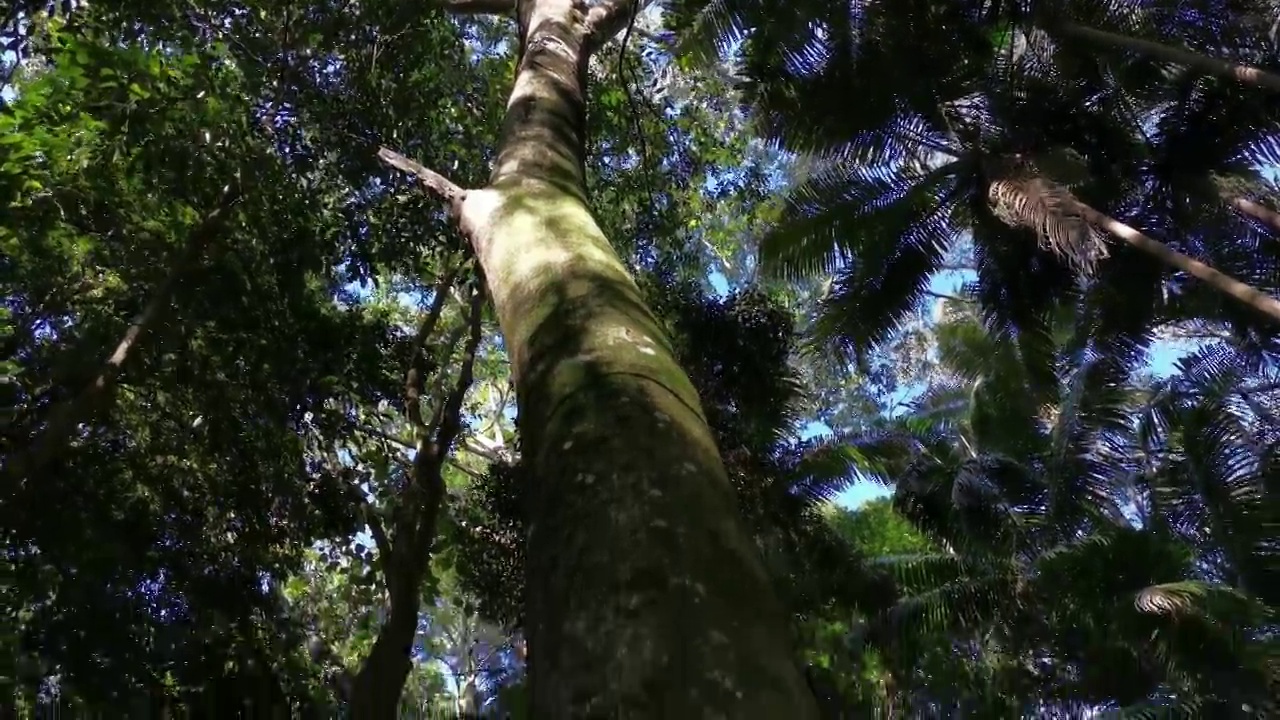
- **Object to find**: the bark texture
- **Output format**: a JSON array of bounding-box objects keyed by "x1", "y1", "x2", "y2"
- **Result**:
[
  {"x1": 450, "y1": 0, "x2": 817, "y2": 714},
  {"x1": 348, "y1": 565, "x2": 426, "y2": 719}
]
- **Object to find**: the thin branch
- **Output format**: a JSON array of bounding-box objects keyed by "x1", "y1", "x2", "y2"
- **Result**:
[
  {"x1": 392, "y1": 284, "x2": 483, "y2": 583},
  {"x1": 448, "y1": 458, "x2": 487, "y2": 481},
  {"x1": 406, "y1": 264, "x2": 462, "y2": 432},
  {"x1": 377, "y1": 147, "x2": 469, "y2": 218},
  {"x1": 425, "y1": 321, "x2": 471, "y2": 437},
  {"x1": 4, "y1": 184, "x2": 241, "y2": 483},
  {"x1": 356, "y1": 424, "x2": 414, "y2": 451},
  {"x1": 366, "y1": 508, "x2": 393, "y2": 566},
  {"x1": 429, "y1": 282, "x2": 486, "y2": 460},
  {"x1": 463, "y1": 437, "x2": 508, "y2": 464},
  {"x1": 925, "y1": 290, "x2": 968, "y2": 303}
]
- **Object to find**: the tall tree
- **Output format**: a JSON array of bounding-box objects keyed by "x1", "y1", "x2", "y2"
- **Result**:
[
  {"x1": 1, "y1": 19, "x2": 397, "y2": 710},
  {"x1": 346, "y1": 266, "x2": 486, "y2": 718},
  {"x1": 378, "y1": 0, "x2": 815, "y2": 713}
]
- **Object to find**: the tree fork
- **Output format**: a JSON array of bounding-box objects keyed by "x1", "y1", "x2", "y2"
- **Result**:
[{"x1": 380, "y1": 0, "x2": 817, "y2": 714}]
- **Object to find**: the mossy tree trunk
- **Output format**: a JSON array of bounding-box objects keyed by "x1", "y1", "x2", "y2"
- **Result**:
[{"x1": 380, "y1": 0, "x2": 817, "y2": 715}]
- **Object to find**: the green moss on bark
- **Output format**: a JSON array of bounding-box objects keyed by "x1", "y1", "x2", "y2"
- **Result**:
[{"x1": 464, "y1": 179, "x2": 817, "y2": 716}]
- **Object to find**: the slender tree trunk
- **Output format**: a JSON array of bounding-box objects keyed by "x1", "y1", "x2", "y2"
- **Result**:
[
  {"x1": 1075, "y1": 202, "x2": 1280, "y2": 323},
  {"x1": 348, "y1": 569, "x2": 425, "y2": 719},
  {"x1": 1057, "y1": 22, "x2": 1280, "y2": 92},
  {"x1": 1226, "y1": 195, "x2": 1280, "y2": 234},
  {"x1": 347, "y1": 280, "x2": 482, "y2": 719},
  {"x1": 3, "y1": 187, "x2": 239, "y2": 483},
  {"x1": 435, "y1": 0, "x2": 816, "y2": 714}
]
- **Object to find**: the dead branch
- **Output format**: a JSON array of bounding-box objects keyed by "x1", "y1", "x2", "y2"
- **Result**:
[{"x1": 378, "y1": 147, "x2": 469, "y2": 219}]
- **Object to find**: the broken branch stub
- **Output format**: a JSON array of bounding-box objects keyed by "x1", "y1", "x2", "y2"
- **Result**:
[{"x1": 377, "y1": 147, "x2": 470, "y2": 219}]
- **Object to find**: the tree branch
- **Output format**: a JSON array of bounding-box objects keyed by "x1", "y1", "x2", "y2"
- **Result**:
[
  {"x1": 924, "y1": 290, "x2": 968, "y2": 303},
  {"x1": 430, "y1": 282, "x2": 486, "y2": 461},
  {"x1": 356, "y1": 424, "x2": 414, "y2": 452},
  {"x1": 448, "y1": 458, "x2": 487, "y2": 481},
  {"x1": 463, "y1": 437, "x2": 509, "y2": 464},
  {"x1": 366, "y1": 508, "x2": 393, "y2": 566},
  {"x1": 4, "y1": 184, "x2": 241, "y2": 484},
  {"x1": 439, "y1": 0, "x2": 516, "y2": 15},
  {"x1": 584, "y1": 0, "x2": 649, "y2": 51},
  {"x1": 378, "y1": 147, "x2": 469, "y2": 218},
  {"x1": 423, "y1": 321, "x2": 470, "y2": 438},
  {"x1": 406, "y1": 264, "x2": 462, "y2": 432}
]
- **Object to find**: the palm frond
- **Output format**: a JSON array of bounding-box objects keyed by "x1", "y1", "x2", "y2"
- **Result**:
[
  {"x1": 986, "y1": 168, "x2": 1109, "y2": 277},
  {"x1": 1045, "y1": 353, "x2": 1136, "y2": 530},
  {"x1": 761, "y1": 157, "x2": 964, "y2": 281},
  {"x1": 1133, "y1": 581, "x2": 1265, "y2": 622},
  {"x1": 811, "y1": 181, "x2": 966, "y2": 355}
]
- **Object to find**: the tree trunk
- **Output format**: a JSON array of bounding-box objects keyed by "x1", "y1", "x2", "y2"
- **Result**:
[
  {"x1": 451, "y1": 0, "x2": 816, "y2": 715},
  {"x1": 348, "y1": 473, "x2": 449, "y2": 718},
  {"x1": 346, "y1": 277, "x2": 481, "y2": 718},
  {"x1": 348, "y1": 577, "x2": 423, "y2": 720},
  {"x1": 3, "y1": 187, "x2": 239, "y2": 483},
  {"x1": 1075, "y1": 201, "x2": 1280, "y2": 323},
  {"x1": 1226, "y1": 195, "x2": 1280, "y2": 234},
  {"x1": 1057, "y1": 22, "x2": 1280, "y2": 92},
  {"x1": 457, "y1": 674, "x2": 479, "y2": 717}
]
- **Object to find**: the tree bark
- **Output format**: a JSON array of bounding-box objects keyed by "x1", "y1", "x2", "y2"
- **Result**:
[
  {"x1": 1074, "y1": 202, "x2": 1280, "y2": 323},
  {"x1": 348, "y1": 569, "x2": 425, "y2": 719},
  {"x1": 434, "y1": 0, "x2": 817, "y2": 715},
  {"x1": 1057, "y1": 22, "x2": 1280, "y2": 92},
  {"x1": 3, "y1": 186, "x2": 240, "y2": 483}
]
